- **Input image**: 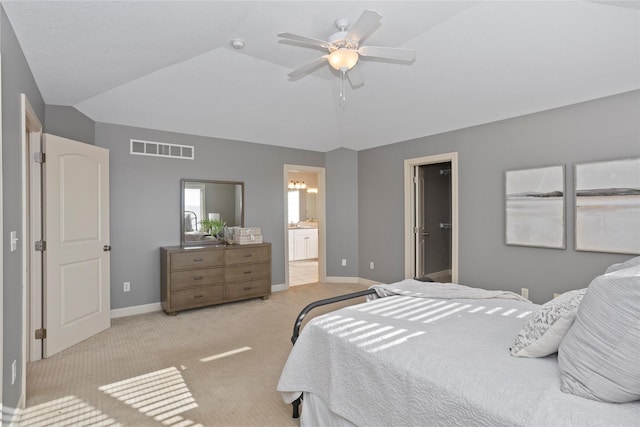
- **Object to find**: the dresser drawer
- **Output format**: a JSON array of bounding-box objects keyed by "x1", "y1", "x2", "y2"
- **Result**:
[
  {"x1": 225, "y1": 262, "x2": 270, "y2": 282},
  {"x1": 170, "y1": 285, "x2": 224, "y2": 310},
  {"x1": 171, "y1": 250, "x2": 224, "y2": 270},
  {"x1": 225, "y1": 279, "x2": 270, "y2": 300},
  {"x1": 170, "y1": 267, "x2": 224, "y2": 291},
  {"x1": 225, "y1": 246, "x2": 270, "y2": 265}
]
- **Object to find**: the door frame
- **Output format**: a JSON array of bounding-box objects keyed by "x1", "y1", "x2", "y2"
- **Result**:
[
  {"x1": 283, "y1": 165, "x2": 326, "y2": 289},
  {"x1": 0, "y1": 51, "x2": 4, "y2": 415},
  {"x1": 404, "y1": 153, "x2": 459, "y2": 283},
  {"x1": 21, "y1": 94, "x2": 43, "y2": 408}
]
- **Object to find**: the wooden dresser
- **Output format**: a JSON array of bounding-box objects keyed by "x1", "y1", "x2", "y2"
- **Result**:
[{"x1": 160, "y1": 243, "x2": 271, "y2": 315}]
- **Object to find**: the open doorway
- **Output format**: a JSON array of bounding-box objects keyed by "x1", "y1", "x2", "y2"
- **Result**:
[
  {"x1": 284, "y1": 166, "x2": 325, "y2": 287},
  {"x1": 417, "y1": 162, "x2": 452, "y2": 282},
  {"x1": 404, "y1": 153, "x2": 458, "y2": 283}
]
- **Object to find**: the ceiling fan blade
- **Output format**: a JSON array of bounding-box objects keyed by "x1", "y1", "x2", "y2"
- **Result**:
[
  {"x1": 347, "y1": 67, "x2": 364, "y2": 88},
  {"x1": 358, "y1": 45, "x2": 416, "y2": 62},
  {"x1": 287, "y1": 55, "x2": 329, "y2": 79},
  {"x1": 346, "y1": 10, "x2": 382, "y2": 44},
  {"x1": 278, "y1": 33, "x2": 330, "y2": 49}
]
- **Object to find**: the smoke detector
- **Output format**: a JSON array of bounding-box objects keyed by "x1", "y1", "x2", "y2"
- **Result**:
[{"x1": 231, "y1": 39, "x2": 245, "y2": 49}]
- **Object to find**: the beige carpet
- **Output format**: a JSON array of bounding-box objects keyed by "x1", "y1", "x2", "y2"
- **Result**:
[{"x1": 21, "y1": 282, "x2": 370, "y2": 427}]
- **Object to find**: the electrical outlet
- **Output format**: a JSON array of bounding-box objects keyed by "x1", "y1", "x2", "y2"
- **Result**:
[
  {"x1": 521, "y1": 288, "x2": 529, "y2": 299},
  {"x1": 11, "y1": 360, "x2": 16, "y2": 385},
  {"x1": 370, "y1": 261, "x2": 374, "y2": 270},
  {"x1": 341, "y1": 259, "x2": 347, "y2": 267},
  {"x1": 123, "y1": 282, "x2": 131, "y2": 292}
]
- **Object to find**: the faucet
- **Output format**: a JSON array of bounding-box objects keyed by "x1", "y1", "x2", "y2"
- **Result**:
[{"x1": 184, "y1": 210, "x2": 198, "y2": 231}]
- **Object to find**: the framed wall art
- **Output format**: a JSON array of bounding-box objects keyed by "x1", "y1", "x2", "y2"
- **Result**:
[
  {"x1": 575, "y1": 157, "x2": 640, "y2": 254},
  {"x1": 505, "y1": 165, "x2": 565, "y2": 249}
]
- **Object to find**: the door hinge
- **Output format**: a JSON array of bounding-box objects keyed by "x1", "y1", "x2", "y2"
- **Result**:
[
  {"x1": 34, "y1": 152, "x2": 46, "y2": 163},
  {"x1": 35, "y1": 328, "x2": 47, "y2": 340},
  {"x1": 413, "y1": 176, "x2": 418, "y2": 184},
  {"x1": 35, "y1": 240, "x2": 46, "y2": 251}
]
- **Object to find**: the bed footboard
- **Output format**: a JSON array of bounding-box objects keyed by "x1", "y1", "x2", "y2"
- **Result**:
[
  {"x1": 291, "y1": 288, "x2": 377, "y2": 344},
  {"x1": 290, "y1": 288, "x2": 377, "y2": 418}
]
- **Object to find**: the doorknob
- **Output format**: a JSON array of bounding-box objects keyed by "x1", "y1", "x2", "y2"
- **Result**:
[
  {"x1": 103, "y1": 245, "x2": 111, "y2": 251},
  {"x1": 422, "y1": 232, "x2": 430, "y2": 237}
]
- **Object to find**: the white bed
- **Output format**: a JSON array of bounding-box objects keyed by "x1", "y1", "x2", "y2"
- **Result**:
[{"x1": 277, "y1": 278, "x2": 640, "y2": 426}]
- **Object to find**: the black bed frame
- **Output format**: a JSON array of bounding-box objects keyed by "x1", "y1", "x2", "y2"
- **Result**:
[
  {"x1": 288, "y1": 277, "x2": 435, "y2": 418},
  {"x1": 289, "y1": 288, "x2": 377, "y2": 418}
]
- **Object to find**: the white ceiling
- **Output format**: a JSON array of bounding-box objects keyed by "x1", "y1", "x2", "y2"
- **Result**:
[{"x1": 3, "y1": 1, "x2": 639, "y2": 152}]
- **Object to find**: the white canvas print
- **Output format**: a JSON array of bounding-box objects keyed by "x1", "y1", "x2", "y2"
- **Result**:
[
  {"x1": 506, "y1": 165, "x2": 565, "y2": 249},
  {"x1": 575, "y1": 157, "x2": 640, "y2": 254}
]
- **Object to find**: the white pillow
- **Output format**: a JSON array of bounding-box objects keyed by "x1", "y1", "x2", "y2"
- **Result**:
[
  {"x1": 605, "y1": 256, "x2": 640, "y2": 274},
  {"x1": 558, "y1": 265, "x2": 640, "y2": 403},
  {"x1": 510, "y1": 289, "x2": 586, "y2": 358}
]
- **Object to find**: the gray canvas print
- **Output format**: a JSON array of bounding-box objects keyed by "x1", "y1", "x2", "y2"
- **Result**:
[
  {"x1": 506, "y1": 165, "x2": 565, "y2": 249},
  {"x1": 575, "y1": 157, "x2": 640, "y2": 254}
]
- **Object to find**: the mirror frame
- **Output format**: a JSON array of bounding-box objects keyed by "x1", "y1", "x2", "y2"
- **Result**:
[{"x1": 180, "y1": 179, "x2": 244, "y2": 246}]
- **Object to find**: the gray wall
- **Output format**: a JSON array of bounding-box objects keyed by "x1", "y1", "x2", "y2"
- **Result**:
[
  {"x1": 94, "y1": 122, "x2": 324, "y2": 309},
  {"x1": 45, "y1": 104, "x2": 95, "y2": 145},
  {"x1": 358, "y1": 90, "x2": 640, "y2": 303},
  {"x1": 326, "y1": 148, "x2": 359, "y2": 277},
  {"x1": 1, "y1": 5, "x2": 45, "y2": 410}
]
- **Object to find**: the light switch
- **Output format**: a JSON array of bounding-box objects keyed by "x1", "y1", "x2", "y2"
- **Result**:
[{"x1": 10, "y1": 231, "x2": 18, "y2": 252}]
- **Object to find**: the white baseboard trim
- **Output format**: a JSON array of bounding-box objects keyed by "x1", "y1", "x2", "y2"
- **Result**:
[
  {"x1": 111, "y1": 302, "x2": 162, "y2": 319},
  {"x1": 271, "y1": 283, "x2": 287, "y2": 293},
  {"x1": 325, "y1": 276, "x2": 381, "y2": 286},
  {"x1": 3, "y1": 405, "x2": 20, "y2": 426}
]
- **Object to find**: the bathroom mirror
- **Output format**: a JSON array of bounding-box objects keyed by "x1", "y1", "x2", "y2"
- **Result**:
[{"x1": 181, "y1": 179, "x2": 244, "y2": 245}]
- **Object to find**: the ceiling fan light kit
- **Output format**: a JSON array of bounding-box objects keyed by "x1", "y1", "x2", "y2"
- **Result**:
[
  {"x1": 278, "y1": 9, "x2": 416, "y2": 103},
  {"x1": 328, "y1": 48, "x2": 359, "y2": 71}
]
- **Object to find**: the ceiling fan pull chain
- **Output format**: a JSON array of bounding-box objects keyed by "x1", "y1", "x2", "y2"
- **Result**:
[{"x1": 340, "y1": 68, "x2": 347, "y2": 104}]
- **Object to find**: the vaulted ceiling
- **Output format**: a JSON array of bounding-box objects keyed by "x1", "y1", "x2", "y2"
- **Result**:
[{"x1": 3, "y1": 1, "x2": 639, "y2": 152}]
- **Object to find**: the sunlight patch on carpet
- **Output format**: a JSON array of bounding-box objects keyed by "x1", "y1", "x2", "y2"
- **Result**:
[
  {"x1": 99, "y1": 367, "x2": 202, "y2": 426},
  {"x1": 16, "y1": 395, "x2": 120, "y2": 426},
  {"x1": 199, "y1": 346, "x2": 252, "y2": 362}
]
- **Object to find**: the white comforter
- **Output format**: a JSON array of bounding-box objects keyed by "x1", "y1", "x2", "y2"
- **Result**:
[{"x1": 277, "y1": 286, "x2": 640, "y2": 426}]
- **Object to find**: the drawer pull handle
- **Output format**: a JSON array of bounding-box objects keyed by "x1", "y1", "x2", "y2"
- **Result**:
[
  {"x1": 244, "y1": 270, "x2": 252, "y2": 274},
  {"x1": 244, "y1": 286, "x2": 253, "y2": 291},
  {"x1": 193, "y1": 258, "x2": 204, "y2": 262},
  {"x1": 193, "y1": 276, "x2": 203, "y2": 280},
  {"x1": 243, "y1": 254, "x2": 253, "y2": 258},
  {"x1": 194, "y1": 294, "x2": 204, "y2": 299}
]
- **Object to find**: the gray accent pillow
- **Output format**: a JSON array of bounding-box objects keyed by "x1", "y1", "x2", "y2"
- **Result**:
[
  {"x1": 510, "y1": 289, "x2": 586, "y2": 358},
  {"x1": 605, "y1": 256, "x2": 640, "y2": 274},
  {"x1": 558, "y1": 265, "x2": 640, "y2": 403}
]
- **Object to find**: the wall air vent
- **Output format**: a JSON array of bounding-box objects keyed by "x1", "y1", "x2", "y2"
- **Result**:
[{"x1": 130, "y1": 139, "x2": 194, "y2": 160}]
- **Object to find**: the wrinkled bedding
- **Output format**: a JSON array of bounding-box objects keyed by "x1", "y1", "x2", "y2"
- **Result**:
[
  {"x1": 370, "y1": 279, "x2": 530, "y2": 301},
  {"x1": 277, "y1": 289, "x2": 640, "y2": 426}
]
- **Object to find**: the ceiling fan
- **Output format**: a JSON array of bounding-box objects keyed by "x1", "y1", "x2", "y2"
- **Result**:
[{"x1": 278, "y1": 10, "x2": 416, "y2": 101}]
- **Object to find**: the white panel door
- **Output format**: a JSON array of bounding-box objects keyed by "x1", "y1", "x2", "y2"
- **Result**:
[{"x1": 43, "y1": 133, "x2": 110, "y2": 357}]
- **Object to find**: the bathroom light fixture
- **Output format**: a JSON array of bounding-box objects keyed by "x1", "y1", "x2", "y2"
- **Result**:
[{"x1": 288, "y1": 180, "x2": 307, "y2": 190}]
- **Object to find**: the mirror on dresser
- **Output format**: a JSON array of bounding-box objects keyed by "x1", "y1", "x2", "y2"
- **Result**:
[{"x1": 181, "y1": 179, "x2": 244, "y2": 246}]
